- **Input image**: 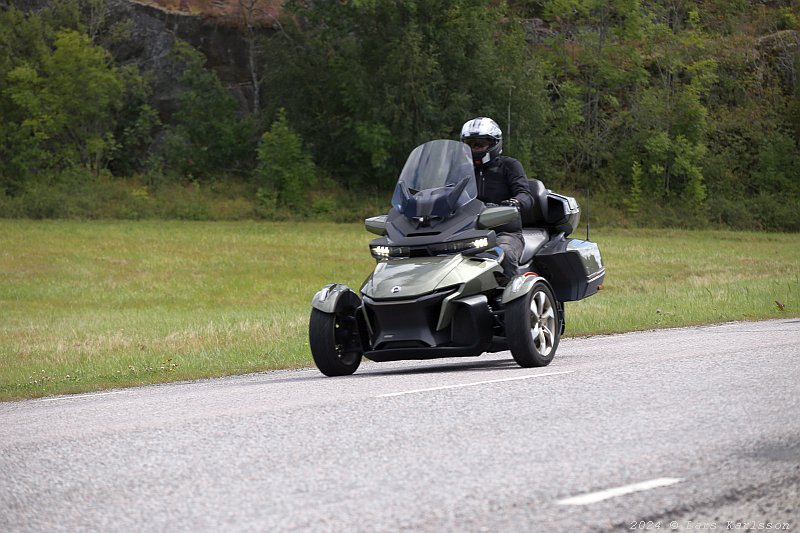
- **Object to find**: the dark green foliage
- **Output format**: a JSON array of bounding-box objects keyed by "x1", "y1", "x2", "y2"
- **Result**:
[
  {"x1": 156, "y1": 41, "x2": 256, "y2": 180},
  {"x1": 256, "y1": 109, "x2": 316, "y2": 211},
  {"x1": 624, "y1": 161, "x2": 643, "y2": 221},
  {"x1": 0, "y1": 0, "x2": 154, "y2": 194},
  {"x1": 0, "y1": 0, "x2": 798, "y2": 229},
  {"x1": 512, "y1": 0, "x2": 800, "y2": 230},
  {"x1": 261, "y1": 0, "x2": 548, "y2": 190},
  {"x1": 5, "y1": 29, "x2": 123, "y2": 173},
  {"x1": 108, "y1": 65, "x2": 160, "y2": 177}
]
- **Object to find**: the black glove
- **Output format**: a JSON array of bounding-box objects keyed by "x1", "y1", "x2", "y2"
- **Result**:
[{"x1": 500, "y1": 198, "x2": 520, "y2": 209}]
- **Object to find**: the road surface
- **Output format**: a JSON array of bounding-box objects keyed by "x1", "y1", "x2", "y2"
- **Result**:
[{"x1": 1, "y1": 319, "x2": 798, "y2": 532}]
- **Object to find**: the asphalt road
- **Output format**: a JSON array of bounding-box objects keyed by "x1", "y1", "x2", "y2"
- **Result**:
[{"x1": 1, "y1": 319, "x2": 798, "y2": 532}]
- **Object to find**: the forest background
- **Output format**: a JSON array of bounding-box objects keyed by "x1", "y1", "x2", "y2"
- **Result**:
[{"x1": 1, "y1": 0, "x2": 799, "y2": 231}]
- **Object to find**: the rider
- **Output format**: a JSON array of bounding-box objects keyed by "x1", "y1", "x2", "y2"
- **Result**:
[{"x1": 460, "y1": 117, "x2": 533, "y2": 281}]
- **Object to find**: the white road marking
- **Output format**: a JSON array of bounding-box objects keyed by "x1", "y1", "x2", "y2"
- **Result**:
[
  {"x1": 556, "y1": 477, "x2": 683, "y2": 506},
  {"x1": 376, "y1": 370, "x2": 574, "y2": 397},
  {"x1": 39, "y1": 391, "x2": 127, "y2": 402}
]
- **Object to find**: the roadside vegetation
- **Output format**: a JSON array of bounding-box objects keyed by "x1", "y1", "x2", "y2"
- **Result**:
[
  {"x1": 2, "y1": 1, "x2": 799, "y2": 230},
  {"x1": 1, "y1": 221, "x2": 797, "y2": 401}
]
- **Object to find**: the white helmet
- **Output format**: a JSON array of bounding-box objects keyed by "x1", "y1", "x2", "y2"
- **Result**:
[{"x1": 460, "y1": 117, "x2": 503, "y2": 166}]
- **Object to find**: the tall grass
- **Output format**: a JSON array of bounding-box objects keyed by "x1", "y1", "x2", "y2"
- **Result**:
[
  {"x1": 1, "y1": 221, "x2": 798, "y2": 400},
  {"x1": 566, "y1": 228, "x2": 799, "y2": 334}
]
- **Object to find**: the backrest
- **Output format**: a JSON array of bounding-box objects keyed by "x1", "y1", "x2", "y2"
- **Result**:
[
  {"x1": 521, "y1": 179, "x2": 549, "y2": 227},
  {"x1": 522, "y1": 180, "x2": 581, "y2": 235}
]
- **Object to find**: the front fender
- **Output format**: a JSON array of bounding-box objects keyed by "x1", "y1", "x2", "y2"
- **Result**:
[
  {"x1": 501, "y1": 274, "x2": 553, "y2": 305},
  {"x1": 311, "y1": 284, "x2": 361, "y2": 314}
]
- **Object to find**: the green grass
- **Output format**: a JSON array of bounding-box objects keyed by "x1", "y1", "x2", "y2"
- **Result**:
[
  {"x1": 1, "y1": 221, "x2": 798, "y2": 401},
  {"x1": 565, "y1": 228, "x2": 799, "y2": 334}
]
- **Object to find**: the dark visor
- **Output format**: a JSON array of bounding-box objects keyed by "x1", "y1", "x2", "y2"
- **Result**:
[{"x1": 465, "y1": 138, "x2": 491, "y2": 148}]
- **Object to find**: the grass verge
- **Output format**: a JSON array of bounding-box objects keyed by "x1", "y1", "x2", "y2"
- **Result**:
[{"x1": 1, "y1": 221, "x2": 798, "y2": 401}]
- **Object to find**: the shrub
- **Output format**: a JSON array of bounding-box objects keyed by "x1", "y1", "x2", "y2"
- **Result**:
[{"x1": 255, "y1": 109, "x2": 317, "y2": 212}]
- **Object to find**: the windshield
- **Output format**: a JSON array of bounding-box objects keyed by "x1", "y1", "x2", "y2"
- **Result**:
[{"x1": 391, "y1": 140, "x2": 477, "y2": 212}]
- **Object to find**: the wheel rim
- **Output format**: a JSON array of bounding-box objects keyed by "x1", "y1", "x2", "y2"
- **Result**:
[
  {"x1": 334, "y1": 313, "x2": 359, "y2": 365},
  {"x1": 528, "y1": 289, "x2": 556, "y2": 357}
]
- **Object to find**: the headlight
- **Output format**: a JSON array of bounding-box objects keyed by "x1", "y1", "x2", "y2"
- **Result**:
[
  {"x1": 370, "y1": 244, "x2": 410, "y2": 260},
  {"x1": 370, "y1": 237, "x2": 491, "y2": 260},
  {"x1": 429, "y1": 237, "x2": 490, "y2": 256}
]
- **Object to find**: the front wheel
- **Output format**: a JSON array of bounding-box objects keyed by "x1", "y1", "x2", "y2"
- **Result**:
[
  {"x1": 505, "y1": 282, "x2": 560, "y2": 367},
  {"x1": 309, "y1": 308, "x2": 363, "y2": 376}
]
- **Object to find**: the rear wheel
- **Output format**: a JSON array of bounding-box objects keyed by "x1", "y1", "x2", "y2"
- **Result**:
[
  {"x1": 506, "y1": 282, "x2": 560, "y2": 367},
  {"x1": 309, "y1": 308, "x2": 362, "y2": 376}
]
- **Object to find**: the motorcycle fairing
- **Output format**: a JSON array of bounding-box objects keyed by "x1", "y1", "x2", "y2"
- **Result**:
[
  {"x1": 361, "y1": 292, "x2": 493, "y2": 360},
  {"x1": 361, "y1": 252, "x2": 502, "y2": 301},
  {"x1": 358, "y1": 140, "x2": 504, "y2": 360},
  {"x1": 395, "y1": 176, "x2": 473, "y2": 224},
  {"x1": 379, "y1": 198, "x2": 485, "y2": 245}
]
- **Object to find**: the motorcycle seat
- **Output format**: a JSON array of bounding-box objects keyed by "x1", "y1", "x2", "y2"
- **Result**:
[{"x1": 520, "y1": 228, "x2": 549, "y2": 265}]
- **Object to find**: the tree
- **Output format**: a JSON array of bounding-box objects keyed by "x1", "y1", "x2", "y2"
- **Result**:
[
  {"x1": 535, "y1": 0, "x2": 649, "y2": 189},
  {"x1": 624, "y1": 160, "x2": 643, "y2": 219},
  {"x1": 614, "y1": 2, "x2": 715, "y2": 217},
  {"x1": 256, "y1": 108, "x2": 316, "y2": 210},
  {"x1": 261, "y1": 0, "x2": 549, "y2": 189},
  {"x1": 4, "y1": 29, "x2": 123, "y2": 175},
  {"x1": 157, "y1": 41, "x2": 256, "y2": 179},
  {"x1": 236, "y1": 0, "x2": 278, "y2": 114}
]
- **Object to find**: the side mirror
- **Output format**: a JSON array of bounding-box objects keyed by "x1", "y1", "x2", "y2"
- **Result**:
[
  {"x1": 477, "y1": 206, "x2": 518, "y2": 229},
  {"x1": 365, "y1": 215, "x2": 388, "y2": 236}
]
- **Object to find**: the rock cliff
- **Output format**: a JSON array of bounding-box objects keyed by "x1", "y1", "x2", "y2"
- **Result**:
[{"x1": 7, "y1": 0, "x2": 283, "y2": 116}]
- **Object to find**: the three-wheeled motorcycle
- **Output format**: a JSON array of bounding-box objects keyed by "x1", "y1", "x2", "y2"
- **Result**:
[{"x1": 309, "y1": 139, "x2": 604, "y2": 376}]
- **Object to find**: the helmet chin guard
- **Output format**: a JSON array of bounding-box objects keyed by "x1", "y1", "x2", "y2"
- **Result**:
[{"x1": 473, "y1": 151, "x2": 491, "y2": 166}]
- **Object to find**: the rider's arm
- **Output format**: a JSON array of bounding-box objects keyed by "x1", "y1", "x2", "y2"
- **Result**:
[{"x1": 506, "y1": 159, "x2": 533, "y2": 213}]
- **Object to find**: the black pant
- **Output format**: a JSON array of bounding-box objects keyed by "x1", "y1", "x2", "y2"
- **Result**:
[{"x1": 497, "y1": 232, "x2": 524, "y2": 279}]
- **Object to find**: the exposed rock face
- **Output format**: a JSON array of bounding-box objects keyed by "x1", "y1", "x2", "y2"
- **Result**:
[
  {"x1": 7, "y1": 0, "x2": 281, "y2": 116},
  {"x1": 124, "y1": 0, "x2": 260, "y2": 116},
  {"x1": 756, "y1": 29, "x2": 799, "y2": 53},
  {"x1": 129, "y1": 0, "x2": 281, "y2": 23}
]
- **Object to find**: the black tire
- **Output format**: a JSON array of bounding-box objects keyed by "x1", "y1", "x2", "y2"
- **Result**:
[
  {"x1": 505, "y1": 282, "x2": 560, "y2": 367},
  {"x1": 309, "y1": 308, "x2": 362, "y2": 376}
]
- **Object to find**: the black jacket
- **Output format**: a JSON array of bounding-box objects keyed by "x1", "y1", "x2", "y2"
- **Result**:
[{"x1": 475, "y1": 156, "x2": 533, "y2": 234}]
